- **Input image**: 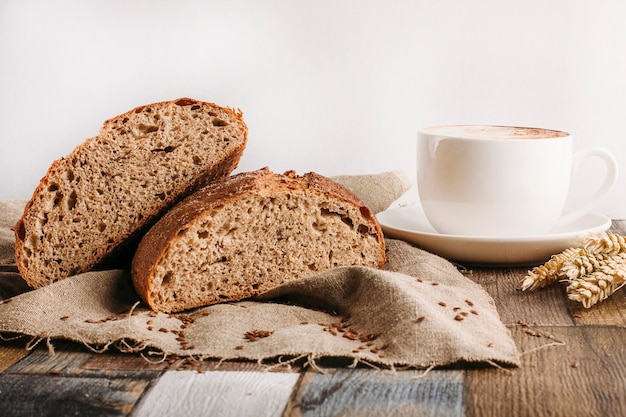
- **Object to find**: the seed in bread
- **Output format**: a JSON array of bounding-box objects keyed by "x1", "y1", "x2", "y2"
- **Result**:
[
  {"x1": 14, "y1": 98, "x2": 248, "y2": 289},
  {"x1": 131, "y1": 168, "x2": 386, "y2": 313}
]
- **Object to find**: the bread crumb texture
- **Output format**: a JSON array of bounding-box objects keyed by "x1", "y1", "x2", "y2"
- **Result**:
[
  {"x1": 133, "y1": 169, "x2": 385, "y2": 313},
  {"x1": 15, "y1": 98, "x2": 247, "y2": 288}
]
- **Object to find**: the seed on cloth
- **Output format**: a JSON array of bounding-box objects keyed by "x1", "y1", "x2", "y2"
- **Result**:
[
  {"x1": 244, "y1": 329, "x2": 274, "y2": 341},
  {"x1": 342, "y1": 331, "x2": 358, "y2": 341}
]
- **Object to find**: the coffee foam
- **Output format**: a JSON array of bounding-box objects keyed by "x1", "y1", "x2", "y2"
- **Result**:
[{"x1": 422, "y1": 125, "x2": 568, "y2": 140}]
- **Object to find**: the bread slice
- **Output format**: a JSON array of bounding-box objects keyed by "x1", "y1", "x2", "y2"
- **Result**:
[
  {"x1": 15, "y1": 98, "x2": 248, "y2": 289},
  {"x1": 131, "y1": 168, "x2": 386, "y2": 312}
]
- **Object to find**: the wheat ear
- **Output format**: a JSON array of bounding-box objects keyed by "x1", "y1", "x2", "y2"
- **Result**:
[
  {"x1": 520, "y1": 247, "x2": 584, "y2": 291},
  {"x1": 584, "y1": 232, "x2": 626, "y2": 255},
  {"x1": 566, "y1": 253, "x2": 626, "y2": 308}
]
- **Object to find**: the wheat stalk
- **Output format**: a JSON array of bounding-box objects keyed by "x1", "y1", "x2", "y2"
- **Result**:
[
  {"x1": 521, "y1": 232, "x2": 626, "y2": 308},
  {"x1": 520, "y1": 247, "x2": 584, "y2": 291}
]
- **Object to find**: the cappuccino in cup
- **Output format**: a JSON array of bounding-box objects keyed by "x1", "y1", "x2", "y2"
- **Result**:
[{"x1": 417, "y1": 125, "x2": 618, "y2": 237}]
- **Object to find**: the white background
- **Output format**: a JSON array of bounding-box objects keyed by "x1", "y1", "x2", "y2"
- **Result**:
[{"x1": 1, "y1": 0, "x2": 624, "y2": 218}]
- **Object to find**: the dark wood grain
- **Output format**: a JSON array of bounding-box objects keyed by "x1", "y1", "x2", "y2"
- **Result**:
[
  {"x1": 0, "y1": 373, "x2": 152, "y2": 417},
  {"x1": 0, "y1": 338, "x2": 30, "y2": 372},
  {"x1": 464, "y1": 267, "x2": 574, "y2": 326},
  {"x1": 571, "y1": 290, "x2": 626, "y2": 327},
  {"x1": 464, "y1": 325, "x2": 626, "y2": 417},
  {"x1": 7, "y1": 341, "x2": 99, "y2": 376}
]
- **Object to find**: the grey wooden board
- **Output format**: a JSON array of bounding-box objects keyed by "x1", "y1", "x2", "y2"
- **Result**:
[
  {"x1": 285, "y1": 368, "x2": 464, "y2": 417},
  {"x1": 132, "y1": 370, "x2": 300, "y2": 417}
]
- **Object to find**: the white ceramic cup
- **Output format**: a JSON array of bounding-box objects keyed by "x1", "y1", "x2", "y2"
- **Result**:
[{"x1": 417, "y1": 125, "x2": 618, "y2": 237}]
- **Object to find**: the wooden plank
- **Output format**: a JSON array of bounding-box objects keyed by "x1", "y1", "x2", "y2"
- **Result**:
[
  {"x1": 0, "y1": 271, "x2": 31, "y2": 300},
  {"x1": 571, "y1": 290, "x2": 626, "y2": 326},
  {"x1": 285, "y1": 368, "x2": 464, "y2": 417},
  {"x1": 463, "y1": 268, "x2": 574, "y2": 326},
  {"x1": 610, "y1": 219, "x2": 625, "y2": 235},
  {"x1": 133, "y1": 370, "x2": 299, "y2": 417},
  {"x1": 464, "y1": 325, "x2": 626, "y2": 417},
  {"x1": 6, "y1": 342, "x2": 95, "y2": 376},
  {"x1": 6, "y1": 341, "x2": 163, "y2": 378},
  {"x1": 0, "y1": 373, "x2": 152, "y2": 417},
  {"x1": 0, "y1": 338, "x2": 30, "y2": 372}
]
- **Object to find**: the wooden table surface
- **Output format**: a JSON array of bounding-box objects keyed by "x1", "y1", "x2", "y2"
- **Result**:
[{"x1": 0, "y1": 220, "x2": 624, "y2": 417}]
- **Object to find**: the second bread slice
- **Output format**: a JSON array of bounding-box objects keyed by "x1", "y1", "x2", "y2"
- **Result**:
[{"x1": 131, "y1": 168, "x2": 386, "y2": 312}]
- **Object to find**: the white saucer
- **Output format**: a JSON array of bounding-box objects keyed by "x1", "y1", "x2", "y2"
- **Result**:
[{"x1": 376, "y1": 205, "x2": 612, "y2": 267}]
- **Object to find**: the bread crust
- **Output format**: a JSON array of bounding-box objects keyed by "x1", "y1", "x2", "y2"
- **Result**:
[
  {"x1": 131, "y1": 168, "x2": 386, "y2": 312},
  {"x1": 15, "y1": 98, "x2": 248, "y2": 288}
]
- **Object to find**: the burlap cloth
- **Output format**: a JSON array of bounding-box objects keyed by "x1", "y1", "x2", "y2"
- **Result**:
[{"x1": 0, "y1": 172, "x2": 520, "y2": 369}]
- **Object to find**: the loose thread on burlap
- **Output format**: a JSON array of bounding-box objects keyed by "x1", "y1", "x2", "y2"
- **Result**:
[
  {"x1": 520, "y1": 341, "x2": 566, "y2": 356},
  {"x1": 264, "y1": 354, "x2": 309, "y2": 372},
  {"x1": 411, "y1": 364, "x2": 435, "y2": 379},
  {"x1": 125, "y1": 301, "x2": 141, "y2": 331},
  {"x1": 140, "y1": 349, "x2": 168, "y2": 364},
  {"x1": 349, "y1": 356, "x2": 383, "y2": 371},
  {"x1": 116, "y1": 338, "x2": 150, "y2": 354},
  {"x1": 484, "y1": 360, "x2": 514, "y2": 374},
  {"x1": 45, "y1": 337, "x2": 55, "y2": 355},
  {"x1": 304, "y1": 354, "x2": 327, "y2": 374},
  {"x1": 25, "y1": 334, "x2": 56, "y2": 356},
  {"x1": 348, "y1": 356, "x2": 359, "y2": 369},
  {"x1": 0, "y1": 332, "x2": 25, "y2": 342},
  {"x1": 517, "y1": 320, "x2": 567, "y2": 356},
  {"x1": 25, "y1": 335, "x2": 44, "y2": 351},
  {"x1": 82, "y1": 340, "x2": 116, "y2": 354},
  {"x1": 214, "y1": 357, "x2": 227, "y2": 370},
  {"x1": 122, "y1": 301, "x2": 147, "y2": 347}
]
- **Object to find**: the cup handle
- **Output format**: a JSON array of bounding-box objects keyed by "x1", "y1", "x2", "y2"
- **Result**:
[{"x1": 554, "y1": 147, "x2": 618, "y2": 229}]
